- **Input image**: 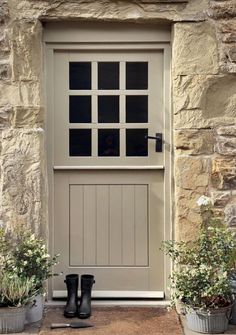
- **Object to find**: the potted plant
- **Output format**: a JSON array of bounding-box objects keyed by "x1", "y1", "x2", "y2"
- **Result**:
[
  {"x1": 4, "y1": 228, "x2": 59, "y2": 324},
  {"x1": 0, "y1": 225, "x2": 59, "y2": 325},
  {"x1": 162, "y1": 195, "x2": 236, "y2": 334},
  {"x1": 0, "y1": 270, "x2": 36, "y2": 333},
  {"x1": 228, "y1": 262, "x2": 236, "y2": 324}
]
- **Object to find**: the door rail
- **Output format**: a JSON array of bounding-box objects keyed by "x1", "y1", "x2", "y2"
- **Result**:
[{"x1": 53, "y1": 166, "x2": 165, "y2": 170}]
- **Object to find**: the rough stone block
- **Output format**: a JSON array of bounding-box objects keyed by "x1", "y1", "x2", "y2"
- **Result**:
[
  {"x1": 222, "y1": 33, "x2": 236, "y2": 43},
  {"x1": 174, "y1": 129, "x2": 214, "y2": 155},
  {"x1": 211, "y1": 191, "x2": 231, "y2": 207},
  {"x1": 173, "y1": 74, "x2": 236, "y2": 126},
  {"x1": 208, "y1": 1, "x2": 236, "y2": 19},
  {"x1": 1, "y1": 128, "x2": 46, "y2": 234},
  {"x1": 174, "y1": 109, "x2": 236, "y2": 129},
  {"x1": 212, "y1": 157, "x2": 236, "y2": 190},
  {"x1": 216, "y1": 125, "x2": 236, "y2": 155},
  {"x1": 216, "y1": 136, "x2": 236, "y2": 156},
  {"x1": 12, "y1": 20, "x2": 43, "y2": 81},
  {"x1": 0, "y1": 105, "x2": 12, "y2": 129},
  {"x1": 225, "y1": 204, "x2": 236, "y2": 227},
  {"x1": 175, "y1": 188, "x2": 203, "y2": 241},
  {"x1": 0, "y1": 30, "x2": 10, "y2": 58},
  {"x1": 203, "y1": 75, "x2": 236, "y2": 119},
  {"x1": 219, "y1": 20, "x2": 236, "y2": 34},
  {"x1": 228, "y1": 47, "x2": 236, "y2": 63},
  {"x1": 175, "y1": 157, "x2": 210, "y2": 190},
  {"x1": 173, "y1": 75, "x2": 209, "y2": 113},
  {"x1": 11, "y1": 106, "x2": 43, "y2": 128},
  {"x1": 172, "y1": 22, "x2": 219, "y2": 75},
  {"x1": 19, "y1": 81, "x2": 42, "y2": 106},
  {"x1": 217, "y1": 125, "x2": 236, "y2": 136},
  {"x1": 0, "y1": 0, "x2": 9, "y2": 24},
  {"x1": 0, "y1": 63, "x2": 11, "y2": 81},
  {"x1": 0, "y1": 83, "x2": 21, "y2": 106}
]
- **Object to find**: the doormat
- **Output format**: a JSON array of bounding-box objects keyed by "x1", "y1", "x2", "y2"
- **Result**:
[{"x1": 39, "y1": 306, "x2": 183, "y2": 335}]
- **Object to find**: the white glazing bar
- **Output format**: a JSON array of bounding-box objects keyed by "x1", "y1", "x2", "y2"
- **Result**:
[
  {"x1": 120, "y1": 128, "x2": 125, "y2": 158},
  {"x1": 92, "y1": 94, "x2": 97, "y2": 124},
  {"x1": 120, "y1": 94, "x2": 125, "y2": 124},
  {"x1": 92, "y1": 128, "x2": 98, "y2": 157},
  {"x1": 120, "y1": 61, "x2": 125, "y2": 90},
  {"x1": 92, "y1": 61, "x2": 97, "y2": 90}
]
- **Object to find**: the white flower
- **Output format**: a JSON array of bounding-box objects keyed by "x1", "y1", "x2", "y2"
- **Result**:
[{"x1": 197, "y1": 195, "x2": 212, "y2": 207}]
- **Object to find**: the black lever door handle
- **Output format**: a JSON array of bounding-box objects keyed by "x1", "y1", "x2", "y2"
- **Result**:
[{"x1": 145, "y1": 133, "x2": 163, "y2": 152}]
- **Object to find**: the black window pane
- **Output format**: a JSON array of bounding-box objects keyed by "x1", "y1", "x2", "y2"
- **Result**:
[
  {"x1": 69, "y1": 96, "x2": 91, "y2": 123},
  {"x1": 98, "y1": 62, "x2": 119, "y2": 90},
  {"x1": 126, "y1": 62, "x2": 148, "y2": 90},
  {"x1": 98, "y1": 129, "x2": 120, "y2": 156},
  {"x1": 98, "y1": 96, "x2": 119, "y2": 123},
  {"x1": 126, "y1": 129, "x2": 148, "y2": 156},
  {"x1": 69, "y1": 129, "x2": 91, "y2": 156},
  {"x1": 126, "y1": 96, "x2": 148, "y2": 123},
  {"x1": 69, "y1": 62, "x2": 91, "y2": 90}
]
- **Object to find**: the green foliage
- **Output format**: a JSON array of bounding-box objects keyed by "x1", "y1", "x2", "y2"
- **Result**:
[
  {"x1": 0, "y1": 226, "x2": 60, "y2": 306},
  {"x1": 162, "y1": 196, "x2": 236, "y2": 311},
  {"x1": 5, "y1": 229, "x2": 59, "y2": 292},
  {"x1": 0, "y1": 273, "x2": 35, "y2": 307}
]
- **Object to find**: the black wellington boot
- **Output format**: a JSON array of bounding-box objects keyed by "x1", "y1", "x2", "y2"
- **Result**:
[
  {"x1": 78, "y1": 274, "x2": 95, "y2": 319},
  {"x1": 64, "y1": 274, "x2": 79, "y2": 318}
]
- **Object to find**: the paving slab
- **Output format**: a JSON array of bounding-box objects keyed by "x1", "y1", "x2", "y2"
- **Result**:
[{"x1": 39, "y1": 306, "x2": 183, "y2": 335}]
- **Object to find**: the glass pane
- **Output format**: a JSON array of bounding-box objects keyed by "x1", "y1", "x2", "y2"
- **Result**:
[
  {"x1": 69, "y1": 62, "x2": 91, "y2": 90},
  {"x1": 69, "y1": 96, "x2": 91, "y2": 123},
  {"x1": 98, "y1": 62, "x2": 119, "y2": 90},
  {"x1": 98, "y1": 96, "x2": 119, "y2": 123},
  {"x1": 126, "y1": 95, "x2": 148, "y2": 123},
  {"x1": 126, "y1": 62, "x2": 148, "y2": 90},
  {"x1": 98, "y1": 129, "x2": 120, "y2": 156},
  {"x1": 69, "y1": 129, "x2": 91, "y2": 156},
  {"x1": 126, "y1": 129, "x2": 148, "y2": 156}
]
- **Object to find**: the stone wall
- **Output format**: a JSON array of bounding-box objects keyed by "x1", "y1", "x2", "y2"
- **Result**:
[{"x1": 0, "y1": 0, "x2": 235, "y2": 240}]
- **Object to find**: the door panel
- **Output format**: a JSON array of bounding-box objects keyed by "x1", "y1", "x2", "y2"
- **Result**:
[
  {"x1": 53, "y1": 170, "x2": 164, "y2": 294},
  {"x1": 69, "y1": 184, "x2": 148, "y2": 267}
]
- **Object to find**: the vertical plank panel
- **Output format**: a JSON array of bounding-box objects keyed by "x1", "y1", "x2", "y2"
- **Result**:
[
  {"x1": 96, "y1": 185, "x2": 109, "y2": 265},
  {"x1": 135, "y1": 185, "x2": 148, "y2": 266},
  {"x1": 70, "y1": 185, "x2": 84, "y2": 265},
  {"x1": 122, "y1": 185, "x2": 135, "y2": 265},
  {"x1": 109, "y1": 185, "x2": 122, "y2": 265},
  {"x1": 83, "y1": 185, "x2": 96, "y2": 265}
]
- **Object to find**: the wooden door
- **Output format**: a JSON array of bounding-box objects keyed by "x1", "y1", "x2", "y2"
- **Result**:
[{"x1": 45, "y1": 24, "x2": 171, "y2": 298}]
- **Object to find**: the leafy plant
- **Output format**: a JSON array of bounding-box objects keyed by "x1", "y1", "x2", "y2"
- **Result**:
[
  {"x1": 0, "y1": 273, "x2": 35, "y2": 307},
  {"x1": 5, "y1": 228, "x2": 59, "y2": 293},
  {"x1": 162, "y1": 196, "x2": 236, "y2": 311}
]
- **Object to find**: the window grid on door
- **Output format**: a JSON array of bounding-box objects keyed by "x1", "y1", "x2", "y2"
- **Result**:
[{"x1": 68, "y1": 61, "x2": 149, "y2": 158}]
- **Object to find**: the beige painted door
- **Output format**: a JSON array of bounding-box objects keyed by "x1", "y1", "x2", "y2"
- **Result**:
[{"x1": 51, "y1": 46, "x2": 168, "y2": 298}]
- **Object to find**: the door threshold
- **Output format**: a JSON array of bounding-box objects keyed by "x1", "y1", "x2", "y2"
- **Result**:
[
  {"x1": 53, "y1": 290, "x2": 164, "y2": 299},
  {"x1": 46, "y1": 299, "x2": 170, "y2": 307}
]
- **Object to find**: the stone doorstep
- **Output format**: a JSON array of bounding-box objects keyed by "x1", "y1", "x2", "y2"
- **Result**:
[{"x1": 18, "y1": 305, "x2": 184, "y2": 335}]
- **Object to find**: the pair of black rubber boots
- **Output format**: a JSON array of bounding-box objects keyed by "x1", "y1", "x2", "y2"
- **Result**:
[{"x1": 64, "y1": 274, "x2": 95, "y2": 319}]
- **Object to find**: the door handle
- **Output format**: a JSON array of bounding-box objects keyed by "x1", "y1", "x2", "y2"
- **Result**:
[{"x1": 145, "y1": 133, "x2": 163, "y2": 152}]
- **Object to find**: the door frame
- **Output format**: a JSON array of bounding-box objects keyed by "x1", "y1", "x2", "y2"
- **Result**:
[{"x1": 44, "y1": 22, "x2": 172, "y2": 300}]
